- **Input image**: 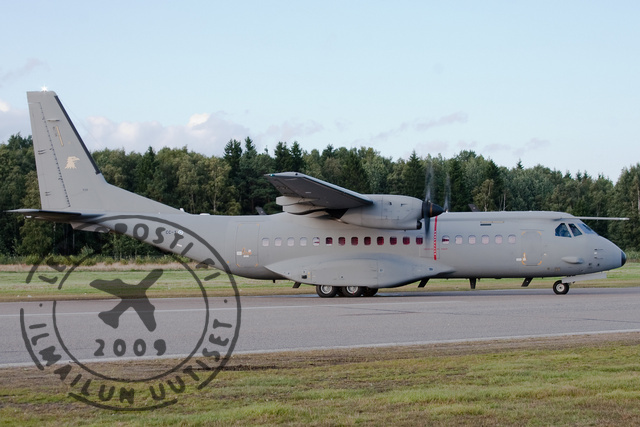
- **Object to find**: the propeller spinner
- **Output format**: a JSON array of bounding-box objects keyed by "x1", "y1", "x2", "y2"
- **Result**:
[{"x1": 422, "y1": 199, "x2": 444, "y2": 237}]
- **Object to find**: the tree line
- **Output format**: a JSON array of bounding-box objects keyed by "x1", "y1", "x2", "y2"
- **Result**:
[{"x1": 1, "y1": 133, "x2": 639, "y2": 259}]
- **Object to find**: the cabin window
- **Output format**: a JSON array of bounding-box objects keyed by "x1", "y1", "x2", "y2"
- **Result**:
[
  {"x1": 495, "y1": 235, "x2": 503, "y2": 244},
  {"x1": 416, "y1": 236, "x2": 424, "y2": 245},
  {"x1": 312, "y1": 237, "x2": 320, "y2": 246},
  {"x1": 455, "y1": 235, "x2": 463, "y2": 245},
  {"x1": 390, "y1": 237, "x2": 397, "y2": 245},
  {"x1": 300, "y1": 237, "x2": 308, "y2": 246},
  {"x1": 569, "y1": 223, "x2": 582, "y2": 237},
  {"x1": 287, "y1": 237, "x2": 295, "y2": 247},
  {"x1": 377, "y1": 236, "x2": 385, "y2": 245},
  {"x1": 403, "y1": 236, "x2": 411, "y2": 245},
  {"x1": 469, "y1": 235, "x2": 476, "y2": 245},
  {"x1": 508, "y1": 234, "x2": 516, "y2": 244},
  {"x1": 481, "y1": 235, "x2": 490, "y2": 244},
  {"x1": 326, "y1": 237, "x2": 333, "y2": 246},
  {"x1": 364, "y1": 236, "x2": 372, "y2": 246},
  {"x1": 262, "y1": 238, "x2": 269, "y2": 247},
  {"x1": 275, "y1": 237, "x2": 282, "y2": 247},
  {"x1": 339, "y1": 237, "x2": 346, "y2": 246},
  {"x1": 351, "y1": 237, "x2": 359, "y2": 246},
  {"x1": 442, "y1": 235, "x2": 450, "y2": 244},
  {"x1": 555, "y1": 223, "x2": 571, "y2": 238}
]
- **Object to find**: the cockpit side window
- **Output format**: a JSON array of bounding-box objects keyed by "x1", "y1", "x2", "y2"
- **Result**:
[
  {"x1": 555, "y1": 223, "x2": 571, "y2": 238},
  {"x1": 568, "y1": 223, "x2": 582, "y2": 236},
  {"x1": 578, "y1": 223, "x2": 597, "y2": 235}
]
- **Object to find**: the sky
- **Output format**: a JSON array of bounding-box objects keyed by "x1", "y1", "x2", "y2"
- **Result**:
[{"x1": 1, "y1": 1, "x2": 639, "y2": 182}]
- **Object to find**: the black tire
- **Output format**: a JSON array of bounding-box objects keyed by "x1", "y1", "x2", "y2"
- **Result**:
[
  {"x1": 340, "y1": 286, "x2": 365, "y2": 297},
  {"x1": 316, "y1": 285, "x2": 338, "y2": 298},
  {"x1": 363, "y1": 287, "x2": 379, "y2": 297},
  {"x1": 553, "y1": 280, "x2": 570, "y2": 295}
]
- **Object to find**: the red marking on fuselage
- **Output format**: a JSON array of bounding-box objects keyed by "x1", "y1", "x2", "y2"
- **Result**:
[{"x1": 433, "y1": 216, "x2": 438, "y2": 260}]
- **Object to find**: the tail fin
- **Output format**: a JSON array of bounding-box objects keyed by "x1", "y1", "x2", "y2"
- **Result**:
[{"x1": 27, "y1": 91, "x2": 179, "y2": 215}]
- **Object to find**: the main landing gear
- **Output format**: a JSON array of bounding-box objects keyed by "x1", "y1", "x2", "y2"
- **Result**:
[{"x1": 315, "y1": 285, "x2": 378, "y2": 298}]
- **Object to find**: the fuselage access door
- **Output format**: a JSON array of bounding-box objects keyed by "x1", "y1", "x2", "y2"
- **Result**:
[{"x1": 520, "y1": 229, "x2": 545, "y2": 266}]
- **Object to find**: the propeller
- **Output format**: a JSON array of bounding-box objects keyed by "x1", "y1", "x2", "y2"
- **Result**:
[
  {"x1": 422, "y1": 161, "x2": 444, "y2": 238},
  {"x1": 422, "y1": 199, "x2": 445, "y2": 237}
]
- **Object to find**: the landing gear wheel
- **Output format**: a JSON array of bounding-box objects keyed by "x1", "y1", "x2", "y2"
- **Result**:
[
  {"x1": 316, "y1": 285, "x2": 338, "y2": 298},
  {"x1": 553, "y1": 280, "x2": 570, "y2": 295},
  {"x1": 363, "y1": 287, "x2": 378, "y2": 297},
  {"x1": 340, "y1": 286, "x2": 365, "y2": 297}
]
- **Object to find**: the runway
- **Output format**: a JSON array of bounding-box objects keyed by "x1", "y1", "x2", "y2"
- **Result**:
[{"x1": 2, "y1": 287, "x2": 640, "y2": 367}]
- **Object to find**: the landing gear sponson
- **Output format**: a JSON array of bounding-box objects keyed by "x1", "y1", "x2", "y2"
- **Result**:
[{"x1": 315, "y1": 285, "x2": 378, "y2": 298}]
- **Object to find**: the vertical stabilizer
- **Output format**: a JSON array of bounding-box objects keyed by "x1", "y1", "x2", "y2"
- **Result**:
[{"x1": 27, "y1": 91, "x2": 179, "y2": 214}]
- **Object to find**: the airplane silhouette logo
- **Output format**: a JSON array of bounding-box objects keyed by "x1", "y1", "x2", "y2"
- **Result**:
[{"x1": 90, "y1": 269, "x2": 163, "y2": 331}]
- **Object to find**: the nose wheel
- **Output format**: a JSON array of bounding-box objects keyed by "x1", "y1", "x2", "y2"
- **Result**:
[{"x1": 553, "y1": 280, "x2": 570, "y2": 295}]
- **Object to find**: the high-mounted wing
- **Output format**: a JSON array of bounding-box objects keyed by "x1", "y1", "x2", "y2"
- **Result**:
[{"x1": 266, "y1": 172, "x2": 373, "y2": 214}]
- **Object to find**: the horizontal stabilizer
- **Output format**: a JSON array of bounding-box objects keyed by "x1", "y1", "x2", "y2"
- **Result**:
[{"x1": 7, "y1": 209, "x2": 102, "y2": 222}]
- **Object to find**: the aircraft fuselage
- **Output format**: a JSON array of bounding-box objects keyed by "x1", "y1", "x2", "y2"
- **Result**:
[{"x1": 102, "y1": 210, "x2": 624, "y2": 290}]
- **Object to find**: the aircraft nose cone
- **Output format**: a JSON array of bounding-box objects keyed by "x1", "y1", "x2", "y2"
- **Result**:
[{"x1": 621, "y1": 251, "x2": 627, "y2": 267}]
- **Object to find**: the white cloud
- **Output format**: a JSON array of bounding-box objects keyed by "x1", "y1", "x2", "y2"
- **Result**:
[
  {"x1": 0, "y1": 58, "x2": 47, "y2": 87},
  {"x1": 456, "y1": 140, "x2": 478, "y2": 151},
  {"x1": 0, "y1": 99, "x2": 29, "y2": 143},
  {"x1": 484, "y1": 143, "x2": 511, "y2": 153},
  {"x1": 371, "y1": 112, "x2": 468, "y2": 143},
  {"x1": 513, "y1": 137, "x2": 550, "y2": 157},
  {"x1": 412, "y1": 140, "x2": 451, "y2": 158},
  {"x1": 82, "y1": 112, "x2": 251, "y2": 156},
  {"x1": 187, "y1": 113, "x2": 210, "y2": 128},
  {"x1": 258, "y1": 119, "x2": 324, "y2": 143}
]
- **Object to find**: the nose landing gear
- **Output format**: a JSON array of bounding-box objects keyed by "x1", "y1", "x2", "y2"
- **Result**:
[{"x1": 553, "y1": 280, "x2": 570, "y2": 295}]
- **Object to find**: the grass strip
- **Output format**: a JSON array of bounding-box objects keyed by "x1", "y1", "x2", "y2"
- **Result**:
[
  {"x1": 1, "y1": 333, "x2": 639, "y2": 426},
  {"x1": 0, "y1": 262, "x2": 638, "y2": 301}
]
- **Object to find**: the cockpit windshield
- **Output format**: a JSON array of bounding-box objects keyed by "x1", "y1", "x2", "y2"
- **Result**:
[
  {"x1": 555, "y1": 222, "x2": 596, "y2": 238},
  {"x1": 578, "y1": 222, "x2": 597, "y2": 235},
  {"x1": 555, "y1": 223, "x2": 571, "y2": 237},
  {"x1": 569, "y1": 223, "x2": 582, "y2": 236}
]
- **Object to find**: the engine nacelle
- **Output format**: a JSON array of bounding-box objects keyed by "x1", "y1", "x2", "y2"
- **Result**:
[{"x1": 338, "y1": 195, "x2": 424, "y2": 230}]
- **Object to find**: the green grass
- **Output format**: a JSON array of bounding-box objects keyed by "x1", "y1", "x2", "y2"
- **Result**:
[
  {"x1": 1, "y1": 334, "x2": 639, "y2": 425},
  {"x1": 0, "y1": 261, "x2": 638, "y2": 302}
]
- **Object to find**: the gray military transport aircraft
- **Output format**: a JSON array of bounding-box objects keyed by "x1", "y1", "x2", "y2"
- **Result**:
[{"x1": 11, "y1": 91, "x2": 627, "y2": 297}]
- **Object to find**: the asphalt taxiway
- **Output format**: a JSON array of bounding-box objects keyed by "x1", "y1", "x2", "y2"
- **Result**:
[{"x1": 2, "y1": 287, "x2": 640, "y2": 367}]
